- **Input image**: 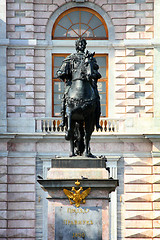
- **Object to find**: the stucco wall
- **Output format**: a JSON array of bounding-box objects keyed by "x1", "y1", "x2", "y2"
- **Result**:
[
  {"x1": 6, "y1": 0, "x2": 154, "y2": 119},
  {"x1": 1, "y1": 135, "x2": 160, "y2": 239},
  {"x1": 1, "y1": 0, "x2": 160, "y2": 240}
]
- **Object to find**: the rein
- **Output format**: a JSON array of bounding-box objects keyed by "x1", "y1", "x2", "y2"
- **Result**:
[{"x1": 71, "y1": 77, "x2": 90, "y2": 82}]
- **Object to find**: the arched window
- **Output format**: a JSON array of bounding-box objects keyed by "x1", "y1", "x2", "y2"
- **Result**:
[
  {"x1": 52, "y1": 7, "x2": 108, "y2": 117},
  {"x1": 52, "y1": 7, "x2": 108, "y2": 40}
]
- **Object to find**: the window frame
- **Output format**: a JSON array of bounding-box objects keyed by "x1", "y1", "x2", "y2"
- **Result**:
[
  {"x1": 52, "y1": 53, "x2": 108, "y2": 117},
  {"x1": 52, "y1": 7, "x2": 108, "y2": 40}
]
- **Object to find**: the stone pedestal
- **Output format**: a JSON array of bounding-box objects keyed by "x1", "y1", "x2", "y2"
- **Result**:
[{"x1": 38, "y1": 157, "x2": 119, "y2": 240}]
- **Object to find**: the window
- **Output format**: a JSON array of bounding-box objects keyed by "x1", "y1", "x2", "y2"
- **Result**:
[
  {"x1": 52, "y1": 7, "x2": 108, "y2": 117},
  {"x1": 96, "y1": 55, "x2": 108, "y2": 117},
  {"x1": 52, "y1": 54, "x2": 108, "y2": 117},
  {"x1": 52, "y1": 7, "x2": 108, "y2": 40},
  {"x1": 52, "y1": 54, "x2": 67, "y2": 117}
]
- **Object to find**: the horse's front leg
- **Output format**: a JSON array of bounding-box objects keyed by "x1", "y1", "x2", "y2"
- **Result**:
[
  {"x1": 70, "y1": 138, "x2": 75, "y2": 157},
  {"x1": 85, "y1": 132, "x2": 90, "y2": 157},
  {"x1": 65, "y1": 113, "x2": 72, "y2": 141},
  {"x1": 69, "y1": 122, "x2": 76, "y2": 157}
]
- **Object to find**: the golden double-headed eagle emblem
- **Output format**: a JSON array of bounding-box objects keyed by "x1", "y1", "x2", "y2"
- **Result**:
[{"x1": 63, "y1": 180, "x2": 91, "y2": 207}]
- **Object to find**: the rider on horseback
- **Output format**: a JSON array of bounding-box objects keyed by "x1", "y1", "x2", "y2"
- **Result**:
[{"x1": 57, "y1": 37, "x2": 102, "y2": 130}]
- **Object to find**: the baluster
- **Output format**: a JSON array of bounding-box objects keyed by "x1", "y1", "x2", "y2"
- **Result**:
[
  {"x1": 110, "y1": 120, "x2": 113, "y2": 132},
  {"x1": 114, "y1": 120, "x2": 118, "y2": 132},
  {"x1": 60, "y1": 120, "x2": 64, "y2": 132},
  {"x1": 47, "y1": 120, "x2": 50, "y2": 132},
  {"x1": 39, "y1": 118, "x2": 121, "y2": 134},
  {"x1": 53, "y1": 120, "x2": 55, "y2": 132},
  {"x1": 106, "y1": 120, "x2": 109, "y2": 132},
  {"x1": 117, "y1": 120, "x2": 120, "y2": 132},
  {"x1": 51, "y1": 119, "x2": 54, "y2": 132},
  {"x1": 104, "y1": 120, "x2": 106, "y2": 132},
  {"x1": 58, "y1": 120, "x2": 60, "y2": 132},
  {"x1": 100, "y1": 119, "x2": 103, "y2": 132},
  {"x1": 55, "y1": 119, "x2": 58, "y2": 132},
  {"x1": 42, "y1": 120, "x2": 46, "y2": 132},
  {"x1": 112, "y1": 120, "x2": 115, "y2": 132}
]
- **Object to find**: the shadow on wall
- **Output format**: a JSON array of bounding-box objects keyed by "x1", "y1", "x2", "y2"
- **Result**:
[
  {"x1": 117, "y1": 157, "x2": 125, "y2": 240},
  {"x1": 0, "y1": 18, "x2": 7, "y2": 74},
  {"x1": 0, "y1": 19, "x2": 7, "y2": 132},
  {"x1": 0, "y1": 18, "x2": 6, "y2": 39}
]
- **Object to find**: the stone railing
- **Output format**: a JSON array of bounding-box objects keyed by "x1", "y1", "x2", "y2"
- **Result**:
[{"x1": 35, "y1": 117, "x2": 125, "y2": 134}]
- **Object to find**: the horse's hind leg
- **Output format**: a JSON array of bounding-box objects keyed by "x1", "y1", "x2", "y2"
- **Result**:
[
  {"x1": 69, "y1": 121, "x2": 76, "y2": 157},
  {"x1": 69, "y1": 138, "x2": 75, "y2": 157},
  {"x1": 85, "y1": 132, "x2": 91, "y2": 157},
  {"x1": 65, "y1": 113, "x2": 76, "y2": 157},
  {"x1": 76, "y1": 121, "x2": 85, "y2": 156},
  {"x1": 65, "y1": 113, "x2": 72, "y2": 140},
  {"x1": 84, "y1": 118, "x2": 95, "y2": 158}
]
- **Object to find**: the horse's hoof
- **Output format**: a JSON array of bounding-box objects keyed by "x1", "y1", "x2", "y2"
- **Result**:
[
  {"x1": 65, "y1": 135, "x2": 70, "y2": 140},
  {"x1": 85, "y1": 153, "x2": 97, "y2": 158},
  {"x1": 96, "y1": 125, "x2": 102, "y2": 130},
  {"x1": 69, "y1": 153, "x2": 76, "y2": 157},
  {"x1": 65, "y1": 130, "x2": 71, "y2": 140}
]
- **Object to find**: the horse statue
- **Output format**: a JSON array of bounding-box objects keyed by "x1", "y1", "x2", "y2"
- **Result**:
[{"x1": 57, "y1": 38, "x2": 101, "y2": 157}]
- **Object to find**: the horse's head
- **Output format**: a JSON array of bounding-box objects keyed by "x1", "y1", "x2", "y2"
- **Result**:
[{"x1": 85, "y1": 50, "x2": 95, "y2": 64}]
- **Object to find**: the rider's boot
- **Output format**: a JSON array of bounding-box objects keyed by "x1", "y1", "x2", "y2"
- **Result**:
[
  {"x1": 59, "y1": 97, "x2": 66, "y2": 127},
  {"x1": 96, "y1": 118, "x2": 102, "y2": 130},
  {"x1": 59, "y1": 119, "x2": 65, "y2": 127},
  {"x1": 95, "y1": 100, "x2": 102, "y2": 130},
  {"x1": 96, "y1": 124, "x2": 102, "y2": 130}
]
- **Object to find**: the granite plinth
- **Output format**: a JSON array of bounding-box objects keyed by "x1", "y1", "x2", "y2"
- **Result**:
[
  {"x1": 47, "y1": 194, "x2": 109, "y2": 240},
  {"x1": 47, "y1": 167, "x2": 109, "y2": 180},
  {"x1": 38, "y1": 157, "x2": 119, "y2": 240},
  {"x1": 51, "y1": 156, "x2": 106, "y2": 168},
  {"x1": 38, "y1": 178, "x2": 118, "y2": 195},
  {"x1": 55, "y1": 206, "x2": 102, "y2": 240}
]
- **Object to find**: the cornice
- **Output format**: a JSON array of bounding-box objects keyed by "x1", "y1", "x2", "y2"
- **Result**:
[
  {"x1": 3, "y1": 39, "x2": 160, "y2": 49},
  {"x1": 0, "y1": 133, "x2": 159, "y2": 143}
]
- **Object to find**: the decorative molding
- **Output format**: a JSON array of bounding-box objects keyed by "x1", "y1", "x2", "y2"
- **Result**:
[
  {"x1": 0, "y1": 39, "x2": 9, "y2": 46},
  {"x1": 8, "y1": 39, "x2": 37, "y2": 47},
  {"x1": 8, "y1": 151, "x2": 37, "y2": 157},
  {"x1": 0, "y1": 151, "x2": 8, "y2": 157},
  {"x1": 152, "y1": 152, "x2": 160, "y2": 157},
  {"x1": 63, "y1": 180, "x2": 91, "y2": 207},
  {"x1": 106, "y1": 155, "x2": 121, "y2": 163},
  {"x1": 73, "y1": 0, "x2": 86, "y2": 2},
  {"x1": 0, "y1": 133, "x2": 159, "y2": 143},
  {"x1": 6, "y1": 39, "x2": 160, "y2": 49},
  {"x1": 106, "y1": 155, "x2": 120, "y2": 240},
  {"x1": 45, "y1": 2, "x2": 115, "y2": 41}
]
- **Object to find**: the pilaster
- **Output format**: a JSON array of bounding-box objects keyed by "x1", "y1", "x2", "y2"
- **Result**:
[
  {"x1": 107, "y1": 156, "x2": 121, "y2": 240},
  {"x1": 0, "y1": 0, "x2": 7, "y2": 132},
  {"x1": 154, "y1": 0, "x2": 160, "y2": 117},
  {"x1": 151, "y1": 137, "x2": 160, "y2": 239}
]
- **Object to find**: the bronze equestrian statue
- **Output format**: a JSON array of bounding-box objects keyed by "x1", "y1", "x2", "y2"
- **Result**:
[{"x1": 57, "y1": 38, "x2": 102, "y2": 157}]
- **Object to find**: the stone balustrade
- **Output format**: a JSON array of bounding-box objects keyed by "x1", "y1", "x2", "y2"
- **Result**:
[{"x1": 35, "y1": 117, "x2": 125, "y2": 134}]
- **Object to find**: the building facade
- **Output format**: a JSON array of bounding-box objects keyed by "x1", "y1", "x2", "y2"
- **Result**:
[{"x1": 0, "y1": 0, "x2": 160, "y2": 239}]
